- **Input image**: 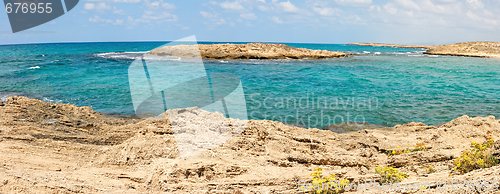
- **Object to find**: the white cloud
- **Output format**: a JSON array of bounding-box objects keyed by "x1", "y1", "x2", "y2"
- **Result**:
[
  {"x1": 276, "y1": 1, "x2": 299, "y2": 13},
  {"x1": 334, "y1": 0, "x2": 372, "y2": 7},
  {"x1": 271, "y1": 16, "x2": 283, "y2": 24},
  {"x1": 84, "y1": 2, "x2": 112, "y2": 11},
  {"x1": 200, "y1": 11, "x2": 227, "y2": 25},
  {"x1": 112, "y1": 0, "x2": 141, "y2": 3},
  {"x1": 210, "y1": 0, "x2": 263, "y2": 22},
  {"x1": 139, "y1": 10, "x2": 177, "y2": 22},
  {"x1": 85, "y1": 0, "x2": 177, "y2": 25},
  {"x1": 367, "y1": 0, "x2": 500, "y2": 31},
  {"x1": 89, "y1": 16, "x2": 124, "y2": 25},
  {"x1": 240, "y1": 12, "x2": 257, "y2": 20},
  {"x1": 312, "y1": 6, "x2": 336, "y2": 16},
  {"x1": 199, "y1": 0, "x2": 500, "y2": 43},
  {"x1": 220, "y1": 1, "x2": 245, "y2": 11}
]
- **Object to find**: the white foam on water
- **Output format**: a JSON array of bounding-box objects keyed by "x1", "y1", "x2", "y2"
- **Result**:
[
  {"x1": 28, "y1": 66, "x2": 40, "y2": 70},
  {"x1": 95, "y1": 52, "x2": 147, "y2": 60},
  {"x1": 42, "y1": 97, "x2": 62, "y2": 103},
  {"x1": 0, "y1": 92, "x2": 22, "y2": 102}
]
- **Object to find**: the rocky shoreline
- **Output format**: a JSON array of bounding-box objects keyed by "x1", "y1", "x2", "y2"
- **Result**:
[
  {"x1": 149, "y1": 43, "x2": 349, "y2": 60},
  {"x1": 1, "y1": 96, "x2": 499, "y2": 193},
  {"x1": 424, "y1": 42, "x2": 500, "y2": 58},
  {"x1": 148, "y1": 42, "x2": 500, "y2": 60},
  {"x1": 352, "y1": 41, "x2": 500, "y2": 58}
]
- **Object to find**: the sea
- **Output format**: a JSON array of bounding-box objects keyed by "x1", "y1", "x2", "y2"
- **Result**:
[{"x1": 0, "y1": 42, "x2": 498, "y2": 128}]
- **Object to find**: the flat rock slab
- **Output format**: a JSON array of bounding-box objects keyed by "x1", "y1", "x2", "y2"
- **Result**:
[{"x1": 425, "y1": 42, "x2": 500, "y2": 58}]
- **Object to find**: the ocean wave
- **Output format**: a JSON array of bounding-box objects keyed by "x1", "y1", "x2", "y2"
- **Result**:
[
  {"x1": 95, "y1": 52, "x2": 192, "y2": 61},
  {"x1": 95, "y1": 52, "x2": 147, "y2": 60},
  {"x1": 0, "y1": 92, "x2": 23, "y2": 101},
  {"x1": 28, "y1": 66, "x2": 40, "y2": 70},
  {"x1": 0, "y1": 92, "x2": 63, "y2": 104},
  {"x1": 42, "y1": 97, "x2": 63, "y2": 103},
  {"x1": 356, "y1": 51, "x2": 426, "y2": 56}
]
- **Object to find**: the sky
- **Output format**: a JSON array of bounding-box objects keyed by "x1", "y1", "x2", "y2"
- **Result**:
[{"x1": 1, "y1": 0, "x2": 500, "y2": 45}]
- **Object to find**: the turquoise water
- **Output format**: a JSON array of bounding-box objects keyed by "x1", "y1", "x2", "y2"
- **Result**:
[{"x1": 0, "y1": 42, "x2": 498, "y2": 128}]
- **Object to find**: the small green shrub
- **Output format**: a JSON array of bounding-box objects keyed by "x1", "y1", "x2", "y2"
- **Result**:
[
  {"x1": 424, "y1": 164, "x2": 436, "y2": 174},
  {"x1": 388, "y1": 146, "x2": 411, "y2": 156},
  {"x1": 375, "y1": 166, "x2": 409, "y2": 184},
  {"x1": 387, "y1": 143, "x2": 429, "y2": 156},
  {"x1": 306, "y1": 167, "x2": 350, "y2": 194},
  {"x1": 413, "y1": 142, "x2": 429, "y2": 152},
  {"x1": 453, "y1": 137, "x2": 498, "y2": 174}
]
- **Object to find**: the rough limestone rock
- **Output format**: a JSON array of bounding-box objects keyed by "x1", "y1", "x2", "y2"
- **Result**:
[
  {"x1": 149, "y1": 43, "x2": 349, "y2": 60},
  {"x1": 352, "y1": 41, "x2": 500, "y2": 58},
  {"x1": 0, "y1": 96, "x2": 499, "y2": 193},
  {"x1": 425, "y1": 41, "x2": 500, "y2": 58}
]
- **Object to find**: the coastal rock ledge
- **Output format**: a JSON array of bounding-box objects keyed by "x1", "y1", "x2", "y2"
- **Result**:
[
  {"x1": 353, "y1": 41, "x2": 500, "y2": 58},
  {"x1": 1, "y1": 96, "x2": 500, "y2": 193},
  {"x1": 425, "y1": 41, "x2": 500, "y2": 58},
  {"x1": 149, "y1": 43, "x2": 349, "y2": 59}
]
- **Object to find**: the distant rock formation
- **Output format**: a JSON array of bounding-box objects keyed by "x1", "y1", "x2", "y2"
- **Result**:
[
  {"x1": 424, "y1": 41, "x2": 500, "y2": 58},
  {"x1": 149, "y1": 43, "x2": 349, "y2": 60},
  {"x1": 350, "y1": 42, "x2": 430, "y2": 49},
  {"x1": 352, "y1": 41, "x2": 500, "y2": 58}
]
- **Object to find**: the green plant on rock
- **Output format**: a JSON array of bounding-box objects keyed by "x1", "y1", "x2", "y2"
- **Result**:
[
  {"x1": 453, "y1": 137, "x2": 498, "y2": 174},
  {"x1": 388, "y1": 146, "x2": 411, "y2": 156},
  {"x1": 306, "y1": 167, "x2": 350, "y2": 194},
  {"x1": 424, "y1": 164, "x2": 436, "y2": 174},
  {"x1": 375, "y1": 166, "x2": 409, "y2": 184},
  {"x1": 387, "y1": 142, "x2": 429, "y2": 156},
  {"x1": 413, "y1": 142, "x2": 429, "y2": 152}
]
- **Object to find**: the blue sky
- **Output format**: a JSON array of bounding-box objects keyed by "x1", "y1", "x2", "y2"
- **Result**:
[{"x1": 1, "y1": 0, "x2": 500, "y2": 45}]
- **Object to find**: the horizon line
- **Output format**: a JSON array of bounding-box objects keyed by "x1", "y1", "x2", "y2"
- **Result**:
[{"x1": 0, "y1": 40, "x2": 355, "y2": 47}]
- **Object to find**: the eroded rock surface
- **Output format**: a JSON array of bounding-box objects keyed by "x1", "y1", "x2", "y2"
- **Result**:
[
  {"x1": 0, "y1": 96, "x2": 499, "y2": 193},
  {"x1": 425, "y1": 42, "x2": 500, "y2": 58},
  {"x1": 149, "y1": 43, "x2": 349, "y2": 59}
]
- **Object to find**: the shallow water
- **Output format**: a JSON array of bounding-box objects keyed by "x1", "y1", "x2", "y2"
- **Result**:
[{"x1": 0, "y1": 42, "x2": 498, "y2": 128}]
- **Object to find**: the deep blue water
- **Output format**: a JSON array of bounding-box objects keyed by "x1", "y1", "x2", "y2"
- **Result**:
[{"x1": 0, "y1": 42, "x2": 498, "y2": 128}]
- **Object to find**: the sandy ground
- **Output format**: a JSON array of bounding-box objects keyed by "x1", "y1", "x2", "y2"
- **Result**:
[{"x1": 1, "y1": 96, "x2": 499, "y2": 193}]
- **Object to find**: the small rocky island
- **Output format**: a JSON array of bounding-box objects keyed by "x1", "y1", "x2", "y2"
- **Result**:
[
  {"x1": 149, "y1": 43, "x2": 349, "y2": 59},
  {"x1": 425, "y1": 41, "x2": 500, "y2": 58}
]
